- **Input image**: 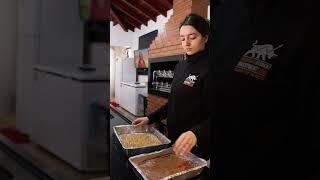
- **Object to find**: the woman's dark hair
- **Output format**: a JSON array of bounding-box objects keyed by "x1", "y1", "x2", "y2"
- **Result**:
[{"x1": 180, "y1": 13, "x2": 210, "y2": 38}]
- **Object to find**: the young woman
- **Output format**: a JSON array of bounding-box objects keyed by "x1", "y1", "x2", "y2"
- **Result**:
[{"x1": 132, "y1": 13, "x2": 210, "y2": 160}]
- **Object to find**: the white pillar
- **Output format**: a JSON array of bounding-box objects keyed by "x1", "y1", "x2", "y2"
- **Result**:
[{"x1": 110, "y1": 47, "x2": 116, "y2": 99}]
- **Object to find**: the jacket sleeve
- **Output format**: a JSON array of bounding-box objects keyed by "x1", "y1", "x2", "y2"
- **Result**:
[
  {"x1": 147, "y1": 103, "x2": 168, "y2": 124},
  {"x1": 190, "y1": 72, "x2": 211, "y2": 159},
  {"x1": 190, "y1": 117, "x2": 210, "y2": 148}
]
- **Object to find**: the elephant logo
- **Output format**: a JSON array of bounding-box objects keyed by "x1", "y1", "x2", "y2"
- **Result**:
[
  {"x1": 183, "y1": 74, "x2": 199, "y2": 87},
  {"x1": 244, "y1": 40, "x2": 283, "y2": 61},
  {"x1": 186, "y1": 74, "x2": 198, "y2": 82}
]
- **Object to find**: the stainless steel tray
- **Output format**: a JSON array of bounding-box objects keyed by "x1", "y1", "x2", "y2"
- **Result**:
[
  {"x1": 129, "y1": 147, "x2": 208, "y2": 180},
  {"x1": 113, "y1": 125, "x2": 171, "y2": 157}
]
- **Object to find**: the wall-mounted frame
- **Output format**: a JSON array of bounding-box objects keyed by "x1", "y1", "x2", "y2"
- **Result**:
[{"x1": 134, "y1": 49, "x2": 149, "y2": 69}]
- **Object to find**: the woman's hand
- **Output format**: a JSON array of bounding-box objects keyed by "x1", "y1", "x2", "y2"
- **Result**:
[
  {"x1": 132, "y1": 117, "x2": 150, "y2": 128},
  {"x1": 173, "y1": 131, "x2": 197, "y2": 156}
]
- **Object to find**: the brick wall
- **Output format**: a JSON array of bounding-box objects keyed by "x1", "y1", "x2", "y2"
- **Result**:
[
  {"x1": 147, "y1": 94, "x2": 169, "y2": 136},
  {"x1": 148, "y1": 0, "x2": 209, "y2": 59},
  {"x1": 146, "y1": 94, "x2": 168, "y2": 116}
]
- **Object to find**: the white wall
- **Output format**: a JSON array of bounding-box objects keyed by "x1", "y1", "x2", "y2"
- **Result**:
[
  {"x1": 110, "y1": 23, "x2": 135, "y2": 49},
  {"x1": 0, "y1": 0, "x2": 18, "y2": 118}
]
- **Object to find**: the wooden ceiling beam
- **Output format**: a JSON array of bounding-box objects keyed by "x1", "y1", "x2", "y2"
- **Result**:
[
  {"x1": 110, "y1": 0, "x2": 173, "y2": 31},
  {"x1": 142, "y1": 0, "x2": 162, "y2": 15},
  {"x1": 110, "y1": 16, "x2": 119, "y2": 26},
  {"x1": 162, "y1": 0, "x2": 173, "y2": 9},
  {"x1": 120, "y1": 0, "x2": 156, "y2": 22},
  {"x1": 111, "y1": 4, "x2": 142, "y2": 30},
  {"x1": 128, "y1": 26, "x2": 135, "y2": 32},
  {"x1": 122, "y1": 15, "x2": 142, "y2": 30},
  {"x1": 110, "y1": 7, "x2": 128, "y2": 32},
  {"x1": 121, "y1": 20, "x2": 135, "y2": 32},
  {"x1": 141, "y1": 0, "x2": 167, "y2": 17},
  {"x1": 119, "y1": 19, "x2": 135, "y2": 32},
  {"x1": 111, "y1": 5, "x2": 137, "y2": 32},
  {"x1": 111, "y1": 0, "x2": 148, "y2": 26},
  {"x1": 110, "y1": 9, "x2": 117, "y2": 23}
]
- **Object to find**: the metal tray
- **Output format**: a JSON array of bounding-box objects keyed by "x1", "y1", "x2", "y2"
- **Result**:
[
  {"x1": 129, "y1": 147, "x2": 208, "y2": 180},
  {"x1": 113, "y1": 125, "x2": 171, "y2": 157}
]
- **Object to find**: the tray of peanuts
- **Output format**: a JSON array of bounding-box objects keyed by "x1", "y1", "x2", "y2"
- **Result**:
[{"x1": 113, "y1": 125, "x2": 171, "y2": 157}]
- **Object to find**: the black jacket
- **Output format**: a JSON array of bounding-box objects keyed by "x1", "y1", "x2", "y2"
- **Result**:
[
  {"x1": 147, "y1": 49, "x2": 210, "y2": 159},
  {"x1": 211, "y1": 0, "x2": 319, "y2": 179}
]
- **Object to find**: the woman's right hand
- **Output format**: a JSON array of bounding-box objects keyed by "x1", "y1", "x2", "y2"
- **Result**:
[{"x1": 132, "y1": 117, "x2": 150, "y2": 128}]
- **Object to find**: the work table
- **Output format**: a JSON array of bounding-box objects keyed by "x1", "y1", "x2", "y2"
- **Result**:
[{"x1": 109, "y1": 108, "x2": 210, "y2": 179}]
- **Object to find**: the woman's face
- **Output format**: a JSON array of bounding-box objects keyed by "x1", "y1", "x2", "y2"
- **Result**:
[{"x1": 180, "y1": 25, "x2": 208, "y2": 55}]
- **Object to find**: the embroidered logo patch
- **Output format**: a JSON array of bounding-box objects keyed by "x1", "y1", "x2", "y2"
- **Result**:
[
  {"x1": 234, "y1": 40, "x2": 283, "y2": 80},
  {"x1": 183, "y1": 74, "x2": 199, "y2": 87}
]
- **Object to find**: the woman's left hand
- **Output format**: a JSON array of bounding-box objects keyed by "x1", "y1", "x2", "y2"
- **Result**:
[{"x1": 173, "y1": 131, "x2": 197, "y2": 156}]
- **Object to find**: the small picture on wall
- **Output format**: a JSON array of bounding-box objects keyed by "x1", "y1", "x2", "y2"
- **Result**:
[{"x1": 134, "y1": 49, "x2": 149, "y2": 68}]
